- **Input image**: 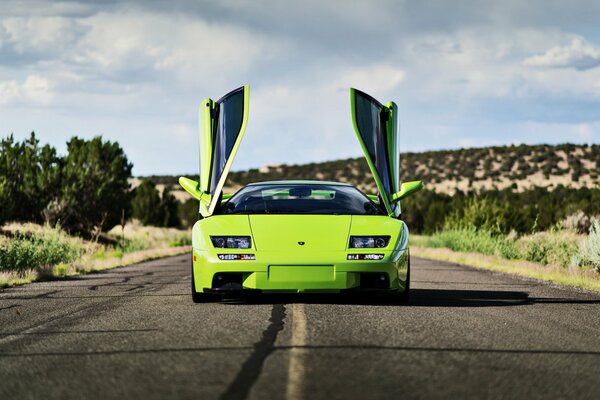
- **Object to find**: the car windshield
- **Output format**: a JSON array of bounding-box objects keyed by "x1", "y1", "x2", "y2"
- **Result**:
[{"x1": 218, "y1": 183, "x2": 385, "y2": 215}]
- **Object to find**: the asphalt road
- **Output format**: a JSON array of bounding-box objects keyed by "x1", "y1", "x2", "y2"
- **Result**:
[{"x1": 1, "y1": 254, "x2": 600, "y2": 400}]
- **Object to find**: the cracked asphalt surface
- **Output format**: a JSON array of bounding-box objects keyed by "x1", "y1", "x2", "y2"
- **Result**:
[{"x1": 1, "y1": 254, "x2": 600, "y2": 400}]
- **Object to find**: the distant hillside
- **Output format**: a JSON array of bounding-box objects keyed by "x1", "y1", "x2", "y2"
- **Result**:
[{"x1": 141, "y1": 143, "x2": 600, "y2": 200}]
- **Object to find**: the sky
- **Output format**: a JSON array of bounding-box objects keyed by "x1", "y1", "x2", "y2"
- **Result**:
[{"x1": 1, "y1": 0, "x2": 599, "y2": 176}]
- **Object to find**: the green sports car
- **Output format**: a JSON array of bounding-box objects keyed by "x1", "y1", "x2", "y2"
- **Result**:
[{"x1": 179, "y1": 86, "x2": 423, "y2": 302}]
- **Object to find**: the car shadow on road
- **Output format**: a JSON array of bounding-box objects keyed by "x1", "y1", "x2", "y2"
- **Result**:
[{"x1": 217, "y1": 288, "x2": 600, "y2": 307}]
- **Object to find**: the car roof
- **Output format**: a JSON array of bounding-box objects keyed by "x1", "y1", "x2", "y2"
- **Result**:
[{"x1": 246, "y1": 180, "x2": 353, "y2": 187}]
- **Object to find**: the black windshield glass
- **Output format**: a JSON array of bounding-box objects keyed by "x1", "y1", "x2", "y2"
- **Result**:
[{"x1": 219, "y1": 184, "x2": 384, "y2": 215}]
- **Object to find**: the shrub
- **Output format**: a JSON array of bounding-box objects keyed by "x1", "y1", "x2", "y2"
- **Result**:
[
  {"x1": 443, "y1": 197, "x2": 514, "y2": 235},
  {"x1": 53, "y1": 136, "x2": 132, "y2": 236},
  {"x1": 115, "y1": 237, "x2": 148, "y2": 253},
  {"x1": 132, "y1": 181, "x2": 181, "y2": 227},
  {"x1": 0, "y1": 227, "x2": 81, "y2": 275},
  {"x1": 560, "y1": 211, "x2": 594, "y2": 234},
  {"x1": 132, "y1": 179, "x2": 163, "y2": 226},
  {"x1": 572, "y1": 220, "x2": 600, "y2": 271},
  {"x1": 179, "y1": 198, "x2": 199, "y2": 228},
  {"x1": 0, "y1": 180, "x2": 10, "y2": 225},
  {"x1": 0, "y1": 133, "x2": 61, "y2": 224},
  {"x1": 425, "y1": 228, "x2": 502, "y2": 255},
  {"x1": 169, "y1": 235, "x2": 192, "y2": 247},
  {"x1": 160, "y1": 186, "x2": 181, "y2": 227},
  {"x1": 425, "y1": 228, "x2": 578, "y2": 268}
]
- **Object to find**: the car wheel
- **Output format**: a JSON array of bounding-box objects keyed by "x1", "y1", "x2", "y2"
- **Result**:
[{"x1": 191, "y1": 262, "x2": 217, "y2": 303}]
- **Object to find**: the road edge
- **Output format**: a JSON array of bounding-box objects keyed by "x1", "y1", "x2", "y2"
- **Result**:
[
  {"x1": 412, "y1": 245, "x2": 600, "y2": 294},
  {"x1": 0, "y1": 246, "x2": 192, "y2": 289}
]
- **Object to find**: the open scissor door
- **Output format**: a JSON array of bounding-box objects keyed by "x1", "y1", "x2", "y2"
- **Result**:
[
  {"x1": 180, "y1": 85, "x2": 249, "y2": 217},
  {"x1": 350, "y1": 88, "x2": 400, "y2": 216}
]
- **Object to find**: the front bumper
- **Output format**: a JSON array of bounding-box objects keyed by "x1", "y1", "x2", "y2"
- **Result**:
[{"x1": 192, "y1": 249, "x2": 409, "y2": 294}]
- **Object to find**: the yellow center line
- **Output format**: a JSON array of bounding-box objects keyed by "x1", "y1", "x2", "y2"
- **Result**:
[{"x1": 286, "y1": 303, "x2": 307, "y2": 400}]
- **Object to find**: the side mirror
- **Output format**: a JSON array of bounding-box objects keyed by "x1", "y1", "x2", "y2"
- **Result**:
[
  {"x1": 179, "y1": 177, "x2": 211, "y2": 206},
  {"x1": 366, "y1": 194, "x2": 379, "y2": 203},
  {"x1": 391, "y1": 181, "x2": 423, "y2": 202}
]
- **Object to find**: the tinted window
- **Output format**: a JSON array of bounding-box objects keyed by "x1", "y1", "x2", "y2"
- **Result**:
[
  {"x1": 219, "y1": 184, "x2": 384, "y2": 215},
  {"x1": 210, "y1": 87, "x2": 245, "y2": 194},
  {"x1": 354, "y1": 90, "x2": 392, "y2": 194}
]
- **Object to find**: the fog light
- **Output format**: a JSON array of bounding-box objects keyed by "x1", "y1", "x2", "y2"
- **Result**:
[
  {"x1": 218, "y1": 254, "x2": 256, "y2": 260},
  {"x1": 347, "y1": 254, "x2": 384, "y2": 260}
]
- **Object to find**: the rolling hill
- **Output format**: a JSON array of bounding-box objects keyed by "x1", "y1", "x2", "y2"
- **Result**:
[{"x1": 140, "y1": 143, "x2": 600, "y2": 200}]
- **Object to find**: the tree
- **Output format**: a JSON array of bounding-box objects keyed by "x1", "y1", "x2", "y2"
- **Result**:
[
  {"x1": 160, "y1": 185, "x2": 181, "y2": 227},
  {"x1": 55, "y1": 136, "x2": 132, "y2": 236},
  {"x1": 0, "y1": 136, "x2": 16, "y2": 225},
  {"x1": 0, "y1": 132, "x2": 61, "y2": 224},
  {"x1": 179, "y1": 198, "x2": 199, "y2": 228},
  {"x1": 0, "y1": 179, "x2": 10, "y2": 225},
  {"x1": 132, "y1": 179, "x2": 162, "y2": 226},
  {"x1": 132, "y1": 182, "x2": 182, "y2": 227}
]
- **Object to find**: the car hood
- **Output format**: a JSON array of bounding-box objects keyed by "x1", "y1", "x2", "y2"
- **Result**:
[{"x1": 249, "y1": 215, "x2": 351, "y2": 251}]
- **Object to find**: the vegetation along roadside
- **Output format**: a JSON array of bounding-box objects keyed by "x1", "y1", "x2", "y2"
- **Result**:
[
  {"x1": 3, "y1": 132, "x2": 600, "y2": 291},
  {"x1": 411, "y1": 209, "x2": 600, "y2": 293},
  {"x1": 0, "y1": 132, "x2": 193, "y2": 288},
  {"x1": 0, "y1": 222, "x2": 191, "y2": 288}
]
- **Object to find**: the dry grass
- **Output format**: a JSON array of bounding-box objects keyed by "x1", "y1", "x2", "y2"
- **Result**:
[
  {"x1": 412, "y1": 245, "x2": 600, "y2": 293},
  {"x1": 107, "y1": 220, "x2": 191, "y2": 247},
  {"x1": 0, "y1": 222, "x2": 191, "y2": 288}
]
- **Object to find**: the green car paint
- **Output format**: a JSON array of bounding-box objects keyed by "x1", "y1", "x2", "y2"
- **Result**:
[
  {"x1": 179, "y1": 176, "x2": 234, "y2": 206},
  {"x1": 179, "y1": 176, "x2": 210, "y2": 205},
  {"x1": 181, "y1": 86, "x2": 422, "y2": 300},
  {"x1": 191, "y1": 212, "x2": 409, "y2": 293},
  {"x1": 392, "y1": 181, "x2": 425, "y2": 202}
]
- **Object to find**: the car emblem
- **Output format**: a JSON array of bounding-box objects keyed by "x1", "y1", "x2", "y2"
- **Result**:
[{"x1": 298, "y1": 241, "x2": 305, "y2": 246}]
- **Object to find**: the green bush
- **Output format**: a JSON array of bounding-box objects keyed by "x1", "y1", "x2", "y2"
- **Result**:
[
  {"x1": 179, "y1": 198, "x2": 199, "y2": 228},
  {"x1": 0, "y1": 227, "x2": 81, "y2": 274},
  {"x1": 50, "y1": 136, "x2": 133, "y2": 236},
  {"x1": 0, "y1": 133, "x2": 61, "y2": 224},
  {"x1": 132, "y1": 180, "x2": 181, "y2": 227},
  {"x1": 496, "y1": 233, "x2": 521, "y2": 260},
  {"x1": 443, "y1": 198, "x2": 511, "y2": 234},
  {"x1": 573, "y1": 220, "x2": 600, "y2": 271},
  {"x1": 132, "y1": 179, "x2": 163, "y2": 226},
  {"x1": 115, "y1": 237, "x2": 148, "y2": 253},
  {"x1": 519, "y1": 232, "x2": 579, "y2": 267},
  {"x1": 169, "y1": 235, "x2": 192, "y2": 247},
  {"x1": 425, "y1": 228, "x2": 503, "y2": 255},
  {"x1": 160, "y1": 186, "x2": 181, "y2": 227},
  {"x1": 426, "y1": 228, "x2": 578, "y2": 268}
]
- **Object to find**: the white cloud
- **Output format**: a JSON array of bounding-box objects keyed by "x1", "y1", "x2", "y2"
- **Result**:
[
  {"x1": 0, "y1": 74, "x2": 54, "y2": 105},
  {"x1": 70, "y1": 10, "x2": 289, "y2": 89},
  {"x1": 0, "y1": 80, "x2": 19, "y2": 104},
  {"x1": 1, "y1": 1, "x2": 600, "y2": 175},
  {"x1": 1, "y1": 16, "x2": 80, "y2": 55},
  {"x1": 172, "y1": 123, "x2": 194, "y2": 140},
  {"x1": 520, "y1": 121, "x2": 600, "y2": 142},
  {"x1": 333, "y1": 64, "x2": 405, "y2": 95},
  {"x1": 524, "y1": 37, "x2": 600, "y2": 71}
]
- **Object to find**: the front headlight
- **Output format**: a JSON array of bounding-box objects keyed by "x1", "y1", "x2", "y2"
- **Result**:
[
  {"x1": 210, "y1": 236, "x2": 252, "y2": 249},
  {"x1": 349, "y1": 236, "x2": 390, "y2": 248}
]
